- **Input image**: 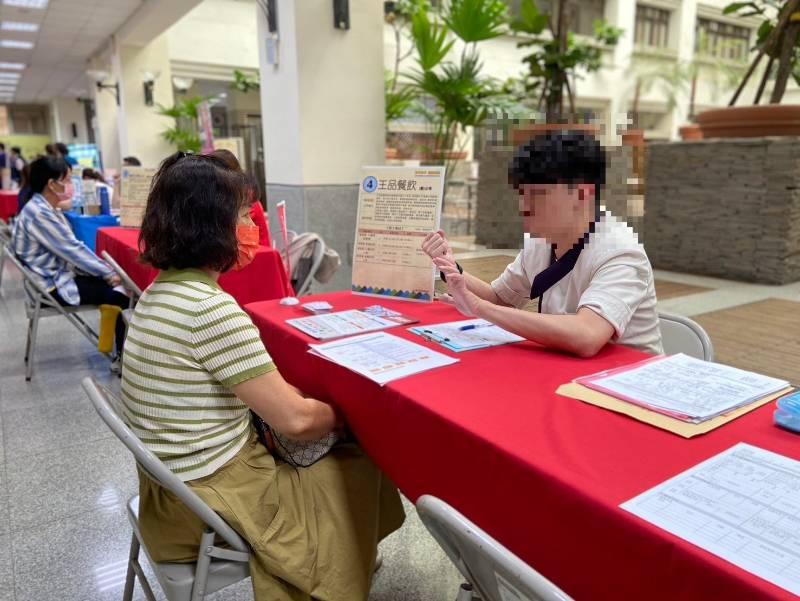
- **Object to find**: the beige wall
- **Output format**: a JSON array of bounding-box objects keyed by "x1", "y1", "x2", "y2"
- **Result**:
[
  {"x1": 260, "y1": 0, "x2": 385, "y2": 186},
  {"x1": 116, "y1": 34, "x2": 176, "y2": 167}
]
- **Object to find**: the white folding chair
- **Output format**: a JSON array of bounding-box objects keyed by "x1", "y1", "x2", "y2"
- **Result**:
[
  {"x1": 101, "y1": 250, "x2": 142, "y2": 325},
  {"x1": 417, "y1": 495, "x2": 573, "y2": 601},
  {"x1": 657, "y1": 311, "x2": 714, "y2": 361},
  {"x1": 4, "y1": 245, "x2": 109, "y2": 381},
  {"x1": 280, "y1": 231, "x2": 339, "y2": 297},
  {"x1": 0, "y1": 222, "x2": 11, "y2": 292},
  {"x1": 82, "y1": 378, "x2": 251, "y2": 601}
]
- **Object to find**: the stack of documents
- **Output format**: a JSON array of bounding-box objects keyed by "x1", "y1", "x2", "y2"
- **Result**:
[
  {"x1": 409, "y1": 319, "x2": 524, "y2": 352},
  {"x1": 287, "y1": 309, "x2": 416, "y2": 341},
  {"x1": 309, "y1": 332, "x2": 458, "y2": 385},
  {"x1": 576, "y1": 353, "x2": 790, "y2": 423}
]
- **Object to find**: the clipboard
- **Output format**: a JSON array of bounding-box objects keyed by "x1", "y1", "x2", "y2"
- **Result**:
[{"x1": 556, "y1": 382, "x2": 794, "y2": 438}]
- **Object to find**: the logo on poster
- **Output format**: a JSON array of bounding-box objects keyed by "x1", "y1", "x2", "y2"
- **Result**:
[{"x1": 362, "y1": 176, "x2": 378, "y2": 193}]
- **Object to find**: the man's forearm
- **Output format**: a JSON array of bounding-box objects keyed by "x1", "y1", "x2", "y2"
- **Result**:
[
  {"x1": 474, "y1": 299, "x2": 609, "y2": 357},
  {"x1": 463, "y1": 272, "x2": 501, "y2": 304}
]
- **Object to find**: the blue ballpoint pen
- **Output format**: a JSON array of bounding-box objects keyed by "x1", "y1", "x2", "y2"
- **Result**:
[{"x1": 458, "y1": 323, "x2": 492, "y2": 332}]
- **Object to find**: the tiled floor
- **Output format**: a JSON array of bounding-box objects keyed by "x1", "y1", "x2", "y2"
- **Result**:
[{"x1": 0, "y1": 266, "x2": 462, "y2": 601}]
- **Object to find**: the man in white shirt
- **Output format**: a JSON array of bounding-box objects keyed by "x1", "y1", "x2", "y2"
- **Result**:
[{"x1": 423, "y1": 130, "x2": 663, "y2": 357}]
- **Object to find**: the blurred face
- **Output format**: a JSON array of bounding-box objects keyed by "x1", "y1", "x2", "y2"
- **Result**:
[{"x1": 518, "y1": 183, "x2": 596, "y2": 243}]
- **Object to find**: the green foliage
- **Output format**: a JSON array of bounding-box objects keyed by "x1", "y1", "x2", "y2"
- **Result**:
[
  {"x1": 444, "y1": 0, "x2": 509, "y2": 42},
  {"x1": 410, "y1": 9, "x2": 454, "y2": 70},
  {"x1": 156, "y1": 96, "x2": 206, "y2": 153},
  {"x1": 385, "y1": 70, "x2": 418, "y2": 122},
  {"x1": 510, "y1": 0, "x2": 622, "y2": 115},
  {"x1": 230, "y1": 69, "x2": 260, "y2": 93}
]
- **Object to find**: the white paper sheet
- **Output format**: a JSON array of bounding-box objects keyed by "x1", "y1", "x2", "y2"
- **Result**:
[
  {"x1": 286, "y1": 310, "x2": 400, "y2": 340},
  {"x1": 309, "y1": 332, "x2": 458, "y2": 385},
  {"x1": 582, "y1": 354, "x2": 788, "y2": 422},
  {"x1": 622, "y1": 443, "x2": 800, "y2": 596}
]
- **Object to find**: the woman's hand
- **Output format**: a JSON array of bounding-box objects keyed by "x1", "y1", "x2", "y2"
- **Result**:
[
  {"x1": 422, "y1": 230, "x2": 454, "y2": 263},
  {"x1": 434, "y1": 257, "x2": 480, "y2": 317}
]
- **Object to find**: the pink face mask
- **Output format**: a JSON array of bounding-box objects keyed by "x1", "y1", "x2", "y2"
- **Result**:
[{"x1": 54, "y1": 180, "x2": 74, "y2": 202}]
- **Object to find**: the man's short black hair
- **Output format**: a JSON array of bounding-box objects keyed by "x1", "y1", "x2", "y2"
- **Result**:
[
  {"x1": 123, "y1": 156, "x2": 141, "y2": 167},
  {"x1": 29, "y1": 156, "x2": 70, "y2": 194},
  {"x1": 509, "y1": 130, "x2": 606, "y2": 196},
  {"x1": 11, "y1": 146, "x2": 22, "y2": 155},
  {"x1": 55, "y1": 142, "x2": 69, "y2": 156},
  {"x1": 0, "y1": 143, "x2": 5, "y2": 151},
  {"x1": 139, "y1": 152, "x2": 251, "y2": 273}
]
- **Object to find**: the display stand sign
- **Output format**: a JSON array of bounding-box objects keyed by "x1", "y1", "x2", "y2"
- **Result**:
[
  {"x1": 352, "y1": 165, "x2": 444, "y2": 302},
  {"x1": 119, "y1": 166, "x2": 156, "y2": 228}
]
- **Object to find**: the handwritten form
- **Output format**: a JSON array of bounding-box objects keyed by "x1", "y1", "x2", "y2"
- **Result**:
[
  {"x1": 622, "y1": 444, "x2": 800, "y2": 596},
  {"x1": 286, "y1": 310, "x2": 401, "y2": 340}
]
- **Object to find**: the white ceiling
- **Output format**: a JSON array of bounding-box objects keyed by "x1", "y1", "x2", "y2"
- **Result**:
[{"x1": 0, "y1": 0, "x2": 143, "y2": 103}]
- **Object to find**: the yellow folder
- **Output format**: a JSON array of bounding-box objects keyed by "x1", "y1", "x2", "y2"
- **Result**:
[{"x1": 556, "y1": 382, "x2": 794, "y2": 438}]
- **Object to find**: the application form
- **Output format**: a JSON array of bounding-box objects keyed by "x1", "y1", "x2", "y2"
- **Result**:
[{"x1": 622, "y1": 444, "x2": 800, "y2": 596}]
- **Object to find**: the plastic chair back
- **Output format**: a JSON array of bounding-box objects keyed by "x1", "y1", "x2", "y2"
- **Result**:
[
  {"x1": 417, "y1": 495, "x2": 573, "y2": 601},
  {"x1": 658, "y1": 311, "x2": 714, "y2": 361},
  {"x1": 81, "y1": 377, "x2": 249, "y2": 553}
]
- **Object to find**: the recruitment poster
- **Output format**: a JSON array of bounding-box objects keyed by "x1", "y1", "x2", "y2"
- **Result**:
[
  {"x1": 352, "y1": 165, "x2": 444, "y2": 302},
  {"x1": 119, "y1": 166, "x2": 156, "y2": 227}
]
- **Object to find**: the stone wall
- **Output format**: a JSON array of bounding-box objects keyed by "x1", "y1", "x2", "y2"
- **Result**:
[
  {"x1": 474, "y1": 140, "x2": 633, "y2": 249},
  {"x1": 644, "y1": 138, "x2": 800, "y2": 285}
]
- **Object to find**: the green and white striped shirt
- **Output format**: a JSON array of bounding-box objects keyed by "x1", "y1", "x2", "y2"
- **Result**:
[{"x1": 121, "y1": 269, "x2": 275, "y2": 481}]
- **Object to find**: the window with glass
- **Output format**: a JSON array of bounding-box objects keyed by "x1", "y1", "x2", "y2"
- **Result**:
[
  {"x1": 534, "y1": 0, "x2": 606, "y2": 37},
  {"x1": 634, "y1": 5, "x2": 670, "y2": 48},
  {"x1": 696, "y1": 17, "x2": 751, "y2": 61}
]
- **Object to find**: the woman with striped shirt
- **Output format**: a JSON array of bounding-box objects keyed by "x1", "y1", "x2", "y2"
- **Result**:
[{"x1": 122, "y1": 152, "x2": 404, "y2": 601}]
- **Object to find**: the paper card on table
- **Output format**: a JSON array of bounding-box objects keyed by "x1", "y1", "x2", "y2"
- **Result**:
[
  {"x1": 622, "y1": 443, "x2": 800, "y2": 597},
  {"x1": 286, "y1": 309, "x2": 405, "y2": 340},
  {"x1": 556, "y1": 382, "x2": 792, "y2": 438},
  {"x1": 351, "y1": 165, "x2": 444, "y2": 303},
  {"x1": 119, "y1": 166, "x2": 156, "y2": 227},
  {"x1": 576, "y1": 353, "x2": 789, "y2": 423},
  {"x1": 410, "y1": 319, "x2": 524, "y2": 352},
  {"x1": 308, "y1": 332, "x2": 458, "y2": 386}
]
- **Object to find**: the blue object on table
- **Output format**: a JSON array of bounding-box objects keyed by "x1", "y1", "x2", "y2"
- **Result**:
[
  {"x1": 774, "y1": 391, "x2": 800, "y2": 434},
  {"x1": 98, "y1": 187, "x2": 110, "y2": 215},
  {"x1": 63, "y1": 211, "x2": 120, "y2": 253}
]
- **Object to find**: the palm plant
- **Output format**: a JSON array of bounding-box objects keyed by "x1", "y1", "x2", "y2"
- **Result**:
[
  {"x1": 156, "y1": 96, "x2": 206, "y2": 153},
  {"x1": 402, "y1": 0, "x2": 521, "y2": 186}
]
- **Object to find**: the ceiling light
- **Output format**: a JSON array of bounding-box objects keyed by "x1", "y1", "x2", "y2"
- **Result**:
[
  {"x1": 0, "y1": 62, "x2": 24, "y2": 70},
  {"x1": 1, "y1": 22, "x2": 39, "y2": 32},
  {"x1": 0, "y1": 40, "x2": 33, "y2": 49},
  {"x1": 0, "y1": 72, "x2": 22, "y2": 79},
  {"x1": 2, "y1": 0, "x2": 48, "y2": 8}
]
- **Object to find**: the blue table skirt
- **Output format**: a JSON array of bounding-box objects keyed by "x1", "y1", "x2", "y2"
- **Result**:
[{"x1": 63, "y1": 212, "x2": 120, "y2": 253}]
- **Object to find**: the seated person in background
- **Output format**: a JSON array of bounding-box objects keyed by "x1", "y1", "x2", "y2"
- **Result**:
[
  {"x1": 424, "y1": 130, "x2": 663, "y2": 357},
  {"x1": 207, "y1": 149, "x2": 271, "y2": 246},
  {"x1": 16, "y1": 163, "x2": 33, "y2": 212},
  {"x1": 122, "y1": 155, "x2": 141, "y2": 167},
  {"x1": 124, "y1": 152, "x2": 404, "y2": 601},
  {"x1": 12, "y1": 156, "x2": 129, "y2": 364},
  {"x1": 55, "y1": 142, "x2": 78, "y2": 167}
]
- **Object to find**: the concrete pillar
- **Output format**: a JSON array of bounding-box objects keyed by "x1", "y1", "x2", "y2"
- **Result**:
[
  {"x1": 50, "y1": 96, "x2": 90, "y2": 145},
  {"x1": 604, "y1": 0, "x2": 636, "y2": 141},
  {"x1": 115, "y1": 33, "x2": 175, "y2": 167},
  {"x1": 670, "y1": 0, "x2": 698, "y2": 139},
  {"x1": 258, "y1": 0, "x2": 385, "y2": 292}
]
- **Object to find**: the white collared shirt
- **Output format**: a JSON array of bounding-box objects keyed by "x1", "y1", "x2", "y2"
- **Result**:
[{"x1": 490, "y1": 213, "x2": 664, "y2": 355}]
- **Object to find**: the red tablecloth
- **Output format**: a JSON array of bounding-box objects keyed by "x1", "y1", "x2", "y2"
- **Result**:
[
  {"x1": 0, "y1": 189, "x2": 17, "y2": 222},
  {"x1": 245, "y1": 291, "x2": 800, "y2": 601},
  {"x1": 97, "y1": 227, "x2": 293, "y2": 305}
]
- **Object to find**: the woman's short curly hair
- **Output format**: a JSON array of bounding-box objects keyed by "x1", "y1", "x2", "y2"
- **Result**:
[{"x1": 139, "y1": 152, "x2": 250, "y2": 273}]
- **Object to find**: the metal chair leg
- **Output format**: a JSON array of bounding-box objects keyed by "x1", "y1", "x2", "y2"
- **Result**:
[
  {"x1": 23, "y1": 318, "x2": 32, "y2": 363},
  {"x1": 122, "y1": 533, "x2": 139, "y2": 601},
  {"x1": 456, "y1": 582, "x2": 481, "y2": 601},
  {"x1": 0, "y1": 245, "x2": 6, "y2": 292},
  {"x1": 190, "y1": 529, "x2": 216, "y2": 601},
  {"x1": 25, "y1": 301, "x2": 41, "y2": 381}
]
